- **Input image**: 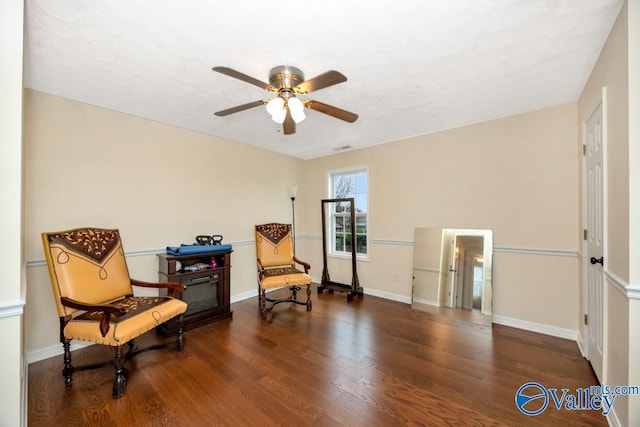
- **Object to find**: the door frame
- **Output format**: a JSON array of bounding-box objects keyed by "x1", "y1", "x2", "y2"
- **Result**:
[{"x1": 581, "y1": 86, "x2": 608, "y2": 382}]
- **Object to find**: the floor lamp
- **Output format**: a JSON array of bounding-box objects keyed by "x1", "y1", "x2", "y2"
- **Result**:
[{"x1": 289, "y1": 186, "x2": 297, "y2": 255}]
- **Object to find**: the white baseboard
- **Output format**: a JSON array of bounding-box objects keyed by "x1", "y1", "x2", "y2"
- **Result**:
[
  {"x1": 492, "y1": 314, "x2": 577, "y2": 341},
  {"x1": 230, "y1": 289, "x2": 258, "y2": 303},
  {"x1": 412, "y1": 297, "x2": 440, "y2": 307},
  {"x1": 363, "y1": 288, "x2": 412, "y2": 304},
  {"x1": 27, "y1": 341, "x2": 94, "y2": 364}
]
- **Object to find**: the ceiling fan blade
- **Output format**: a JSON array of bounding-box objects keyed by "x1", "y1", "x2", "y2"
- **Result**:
[
  {"x1": 214, "y1": 100, "x2": 266, "y2": 116},
  {"x1": 304, "y1": 100, "x2": 359, "y2": 123},
  {"x1": 283, "y1": 108, "x2": 296, "y2": 135},
  {"x1": 293, "y1": 70, "x2": 347, "y2": 95},
  {"x1": 212, "y1": 67, "x2": 275, "y2": 92}
]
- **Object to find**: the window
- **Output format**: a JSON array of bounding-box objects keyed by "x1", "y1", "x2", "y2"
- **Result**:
[{"x1": 328, "y1": 168, "x2": 368, "y2": 256}]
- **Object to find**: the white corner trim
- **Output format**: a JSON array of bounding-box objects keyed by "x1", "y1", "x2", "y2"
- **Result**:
[
  {"x1": 370, "y1": 239, "x2": 414, "y2": 246},
  {"x1": 606, "y1": 270, "x2": 628, "y2": 297},
  {"x1": 493, "y1": 246, "x2": 580, "y2": 257},
  {"x1": 604, "y1": 270, "x2": 640, "y2": 300},
  {"x1": 25, "y1": 259, "x2": 46, "y2": 268},
  {"x1": 0, "y1": 300, "x2": 25, "y2": 319},
  {"x1": 298, "y1": 235, "x2": 321, "y2": 241},
  {"x1": 606, "y1": 407, "x2": 623, "y2": 427},
  {"x1": 627, "y1": 285, "x2": 640, "y2": 300},
  {"x1": 492, "y1": 314, "x2": 578, "y2": 341},
  {"x1": 576, "y1": 332, "x2": 586, "y2": 358},
  {"x1": 228, "y1": 240, "x2": 255, "y2": 247},
  {"x1": 414, "y1": 266, "x2": 443, "y2": 274}
]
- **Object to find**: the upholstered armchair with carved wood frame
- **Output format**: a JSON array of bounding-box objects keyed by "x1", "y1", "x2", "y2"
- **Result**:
[
  {"x1": 42, "y1": 227, "x2": 188, "y2": 399},
  {"x1": 255, "y1": 223, "x2": 312, "y2": 319}
]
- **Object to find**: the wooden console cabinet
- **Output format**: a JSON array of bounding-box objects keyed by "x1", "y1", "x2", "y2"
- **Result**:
[{"x1": 157, "y1": 249, "x2": 233, "y2": 336}]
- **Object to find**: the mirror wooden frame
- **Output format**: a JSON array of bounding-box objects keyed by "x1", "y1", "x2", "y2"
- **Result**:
[{"x1": 319, "y1": 198, "x2": 363, "y2": 301}]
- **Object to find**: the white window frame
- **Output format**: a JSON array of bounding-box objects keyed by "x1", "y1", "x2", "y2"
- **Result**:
[{"x1": 326, "y1": 166, "x2": 369, "y2": 259}]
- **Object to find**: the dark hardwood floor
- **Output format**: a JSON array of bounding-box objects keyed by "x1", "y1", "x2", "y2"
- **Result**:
[{"x1": 28, "y1": 285, "x2": 607, "y2": 426}]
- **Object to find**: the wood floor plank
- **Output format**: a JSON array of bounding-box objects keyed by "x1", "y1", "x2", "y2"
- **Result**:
[{"x1": 28, "y1": 285, "x2": 607, "y2": 426}]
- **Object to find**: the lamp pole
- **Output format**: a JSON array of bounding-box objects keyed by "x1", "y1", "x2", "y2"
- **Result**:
[{"x1": 289, "y1": 186, "x2": 297, "y2": 255}]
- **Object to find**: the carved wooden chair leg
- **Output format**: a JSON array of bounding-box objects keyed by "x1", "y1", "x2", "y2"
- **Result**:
[
  {"x1": 112, "y1": 345, "x2": 127, "y2": 399},
  {"x1": 126, "y1": 340, "x2": 136, "y2": 356},
  {"x1": 260, "y1": 287, "x2": 267, "y2": 319},
  {"x1": 62, "y1": 339, "x2": 74, "y2": 386},
  {"x1": 306, "y1": 284, "x2": 312, "y2": 311},
  {"x1": 176, "y1": 314, "x2": 185, "y2": 351}
]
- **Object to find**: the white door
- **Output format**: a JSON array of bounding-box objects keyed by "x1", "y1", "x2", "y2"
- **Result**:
[{"x1": 585, "y1": 101, "x2": 604, "y2": 382}]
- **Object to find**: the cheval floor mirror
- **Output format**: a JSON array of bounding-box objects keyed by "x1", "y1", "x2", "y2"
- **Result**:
[{"x1": 319, "y1": 198, "x2": 363, "y2": 301}]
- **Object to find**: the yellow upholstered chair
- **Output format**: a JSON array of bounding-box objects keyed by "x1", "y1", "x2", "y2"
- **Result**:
[
  {"x1": 42, "y1": 227, "x2": 188, "y2": 398},
  {"x1": 255, "y1": 223, "x2": 312, "y2": 319}
]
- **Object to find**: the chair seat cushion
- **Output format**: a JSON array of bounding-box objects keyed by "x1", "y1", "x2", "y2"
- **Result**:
[
  {"x1": 64, "y1": 296, "x2": 188, "y2": 346},
  {"x1": 260, "y1": 267, "x2": 311, "y2": 290}
]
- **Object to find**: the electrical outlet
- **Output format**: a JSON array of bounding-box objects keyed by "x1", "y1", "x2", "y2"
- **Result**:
[{"x1": 394, "y1": 272, "x2": 400, "y2": 282}]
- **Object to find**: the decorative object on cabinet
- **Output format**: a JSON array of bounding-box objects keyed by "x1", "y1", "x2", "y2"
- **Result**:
[
  {"x1": 166, "y1": 243, "x2": 232, "y2": 256},
  {"x1": 255, "y1": 223, "x2": 312, "y2": 319},
  {"x1": 319, "y1": 198, "x2": 364, "y2": 301},
  {"x1": 195, "y1": 234, "x2": 224, "y2": 246},
  {"x1": 157, "y1": 248, "x2": 233, "y2": 335},
  {"x1": 41, "y1": 227, "x2": 187, "y2": 399}
]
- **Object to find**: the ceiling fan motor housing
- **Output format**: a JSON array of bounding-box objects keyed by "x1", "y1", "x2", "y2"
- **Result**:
[{"x1": 269, "y1": 65, "x2": 304, "y2": 92}]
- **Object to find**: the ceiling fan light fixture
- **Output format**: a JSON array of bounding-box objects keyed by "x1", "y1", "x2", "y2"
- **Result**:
[
  {"x1": 266, "y1": 97, "x2": 284, "y2": 116},
  {"x1": 271, "y1": 107, "x2": 286, "y2": 124},
  {"x1": 291, "y1": 109, "x2": 306, "y2": 124},
  {"x1": 287, "y1": 97, "x2": 306, "y2": 123},
  {"x1": 287, "y1": 96, "x2": 303, "y2": 113}
]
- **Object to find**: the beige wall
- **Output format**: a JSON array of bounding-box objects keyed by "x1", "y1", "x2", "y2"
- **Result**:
[
  {"x1": 299, "y1": 104, "x2": 580, "y2": 333},
  {"x1": 580, "y1": 4, "x2": 629, "y2": 282},
  {"x1": 578, "y1": 0, "x2": 628, "y2": 410},
  {"x1": 1, "y1": 0, "x2": 25, "y2": 425},
  {"x1": 578, "y1": 1, "x2": 640, "y2": 425},
  {"x1": 23, "y1": 90, "x2": 302, "y2": 355}
]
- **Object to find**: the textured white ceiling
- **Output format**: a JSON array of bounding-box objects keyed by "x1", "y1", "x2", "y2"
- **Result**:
[{"x1": 24, "y1": 0, "x2": 623, "y2": 159}]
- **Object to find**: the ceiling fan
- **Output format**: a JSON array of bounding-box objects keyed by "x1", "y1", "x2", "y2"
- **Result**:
[{"x1": 212, "y1": 65, "x2": 358, "y2": 135}]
